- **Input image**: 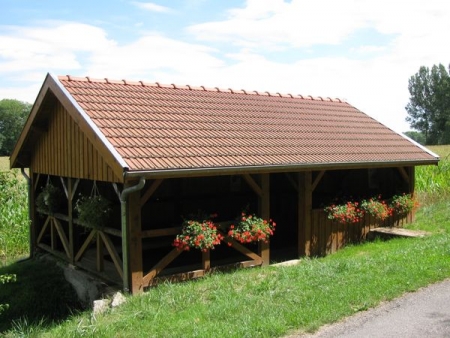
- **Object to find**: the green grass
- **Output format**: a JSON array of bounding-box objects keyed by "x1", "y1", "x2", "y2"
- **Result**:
[
  {"x1": 0, "y1": 198, "x2": 448, "y2": 337},
  {"x1": 1, "y1": 149, "x2": 450, "y2": 337}
]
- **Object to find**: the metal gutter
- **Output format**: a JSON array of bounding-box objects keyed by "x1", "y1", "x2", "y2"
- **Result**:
[
  {"x1": 122, "y1": 159, "x2": 440, "y2": 180},
  {"x1": 119, "y1": 176, "x2": 146, "y2": 293}
]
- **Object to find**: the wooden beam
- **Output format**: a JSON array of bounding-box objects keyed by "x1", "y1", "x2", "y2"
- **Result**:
[
  {"x1": 284, "y1": 173, "x2": 298, "y2": 192},
  {"x1": 140, "y1": 179, "x2": 163, "y2": 207},
  {"x1": 243, "y1": 174, "x2": 262, "y2": 197},
  {"x1": 312, "y1": 170, "x2": 326, "y2": 192},
  {"x1": 142, "y1": 248, "x2": 183, "y2": 287},
  {"x1": 397, "y1": 167, "x2": 409, "y2": 183},
  {"x1": 141, "y1": 227, "x2": 181, "y2": 238},
  {"x1": 99, "y1": 231, "x2": 123, "y2": 279},
  {"x1": 53, "y1": 217, "x2": 71, "y2": 259},
  {"x1": 75, "y1": 229, "x2": 96, "y2": 262}
]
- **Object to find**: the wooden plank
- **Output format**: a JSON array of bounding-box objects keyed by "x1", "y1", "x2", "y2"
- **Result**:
[
  {"x1": 140, "y1": 179, "x2": 164, "y2": 207},
  {"x1": 243, "y1": 174, "x2": 262, "y2": 197},
  {"x1": 142, "y1": 248, "x2": 183, "y2": 287},
  {"x1": 75, "y1": 229, "x2": 96, "y2": 262},
  {"x1": 99, "y1": 231, "x2": 123, "y2": 279}
]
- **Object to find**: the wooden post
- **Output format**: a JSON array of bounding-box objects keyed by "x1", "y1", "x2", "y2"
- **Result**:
[
  {"x1": 298, "y1": 171, "x2": 312, "y2": 257},
  {"x1": 259, "y1": 174, "x2": 270, "y2": 266},
  {"x1": 127, "y1": 187, "x2": 143, "y2": 294},
  {"x1": 202, "y1": 250, "x2": 211, "y2": 271}
]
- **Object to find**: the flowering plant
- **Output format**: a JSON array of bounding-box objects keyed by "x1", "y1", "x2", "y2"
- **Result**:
[
  {"x1": 227, "y1": 212, "x2": 276, "y2": 244},
  {"x1": 173, "y1": 216, "x2": 223, "y2": 252},
  {"x1": 324, "y1": 201, "x2": 364, "y2": 224},
  {"x1": 361, "y1": 196, "x2": 392, "y2": 220},
  {"x1": 390, "y1": 194, "x2": 418, "y2": 215}
]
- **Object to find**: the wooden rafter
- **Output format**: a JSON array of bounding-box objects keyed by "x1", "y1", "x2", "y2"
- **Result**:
[{"x1": 140, "y1": 179, "x2": 164, "y2": 207}]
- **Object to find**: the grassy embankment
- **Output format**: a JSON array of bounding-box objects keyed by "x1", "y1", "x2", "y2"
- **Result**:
[{"x1": 0, "y1": 146, "x2": 449, "y2": 337}]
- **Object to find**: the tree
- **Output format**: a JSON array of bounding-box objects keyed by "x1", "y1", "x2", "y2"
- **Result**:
[
  {"x1": 405, "y1": 64, "x2": 450, "y2": 145},
  {"x1": 0, "y1": 99, "x2": 31, "y2": 156},
  {"x1": 403, "y1": 131, "x2": 426, "y2": 145}
]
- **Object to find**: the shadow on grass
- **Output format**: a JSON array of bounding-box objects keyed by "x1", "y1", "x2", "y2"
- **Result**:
[{"x1": 0, "y1": 256, "x2": 84, "y2": 333}]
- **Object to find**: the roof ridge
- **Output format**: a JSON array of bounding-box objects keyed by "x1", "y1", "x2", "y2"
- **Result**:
[{"x1": 58, "y1": 75, "x2": 347, "y2": 103}]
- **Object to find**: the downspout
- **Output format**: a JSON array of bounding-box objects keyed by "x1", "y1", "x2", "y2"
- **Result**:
[
  {"x1": 119, "y1": 176, "x2": 145, "y2": 293},
  {"x1": 20, "y1": 168, "x2": 32, "y2": 260}
]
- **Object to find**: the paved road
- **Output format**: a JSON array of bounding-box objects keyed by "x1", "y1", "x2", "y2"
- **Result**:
[{"x1": 288, "y1": 278, "x2": 450, "y2": 338}]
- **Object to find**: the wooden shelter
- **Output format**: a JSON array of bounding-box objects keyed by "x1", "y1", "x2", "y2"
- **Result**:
[{"x1": 11, "y1": 73, "x2": 439, "y2": 294}]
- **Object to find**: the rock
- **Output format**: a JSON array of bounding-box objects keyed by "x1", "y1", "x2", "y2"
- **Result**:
[
  {"x1": 63, "y1": 266, "x2": 102, "y2": 306},
  {"x1": 111, "y1": 291, "x2": 126, "y2": 308},
  {"x1": 93, "y1": 299, "x2": 110, "y2": 315}
]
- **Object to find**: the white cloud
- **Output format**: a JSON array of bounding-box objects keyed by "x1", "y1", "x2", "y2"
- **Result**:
[{"x1": 131, "y1": 2, "x2": 171, "y2": 13}]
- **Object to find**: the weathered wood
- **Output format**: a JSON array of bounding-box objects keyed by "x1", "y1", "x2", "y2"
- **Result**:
[
  {"x1": 142, "y1": 248, "x2": 183, "y2": 287},
  {"x1": 369, "y1": 227, "x2": 429, "y2": 238},
  {"x1": 140, "y1": 179, "x2": 164, "y2": 207}
]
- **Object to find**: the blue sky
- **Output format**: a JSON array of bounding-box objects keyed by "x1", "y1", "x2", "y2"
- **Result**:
[{"x1": 1, "y1": 0, "x2": 450, "y2": 132}]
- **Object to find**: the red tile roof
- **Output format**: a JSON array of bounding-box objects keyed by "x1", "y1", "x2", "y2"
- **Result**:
[{"x1": 57, "y1": 75, "x2": 438, "y2": 173}]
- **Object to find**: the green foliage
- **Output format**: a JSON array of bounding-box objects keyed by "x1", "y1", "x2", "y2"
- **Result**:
[
  {"x1": 0, "y1": 171, "x2": 29, "y2": 263},
  {"x1": 406, "y1": 64, "x2": 450, "y2": 145},
  {"x1": 403, "y1": 130, "x2": 426, "y2": 145},
  {"x1": 0, "y1": 99, "x2": 31, "y2": 156}
]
